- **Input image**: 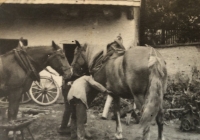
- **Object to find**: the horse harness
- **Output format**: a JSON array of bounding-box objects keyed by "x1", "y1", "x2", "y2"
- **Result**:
[
  {"x1": 14, "y1": 47, "x2": 66, "y2": 82},
  {"x1": 0, "y1": 47, "x2": 67, "y2": 91},
  {"x1": 72, "y1": 41, "x2": 126, "y2": 76},
  {"x1": 14, "y1": 47, "x2": 40, "y2": 82},
  {"x1": 90, "y1": 42, "x2": 126, "y2": 75}
]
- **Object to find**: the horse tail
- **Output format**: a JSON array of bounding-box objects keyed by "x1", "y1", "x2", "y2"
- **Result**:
[{"x1": 140, "y1": 48, "x2": 167, "y2": 128}]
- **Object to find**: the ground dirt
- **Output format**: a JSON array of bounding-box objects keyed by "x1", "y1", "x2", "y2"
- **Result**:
[{"x1": 1, "y1": 103, "x2": 200, "y2": 140}]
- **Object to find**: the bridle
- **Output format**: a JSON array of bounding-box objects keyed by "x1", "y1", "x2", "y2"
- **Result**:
[
  {"x1": 15, "y1": 47, "x2": 72, "y2": 80},
  {"x1": 46, "y1": 49, "x2": 73, "y2": 77}
]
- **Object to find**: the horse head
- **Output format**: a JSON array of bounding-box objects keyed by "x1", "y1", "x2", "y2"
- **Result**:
[
  {"x1": 47, "y1": 41, "x2": 72, "y2": 80},
  {"x1": 71, "y1": 40, "x2": 89, "y2": 77}
]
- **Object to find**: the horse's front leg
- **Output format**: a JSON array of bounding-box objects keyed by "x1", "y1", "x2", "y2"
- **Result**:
[
  {"x1": 113, "y1": 96, "x2": 123, "y2": 139},
  {"x1": 8, "y1": 88, "x2": 23, "y2": 120}
]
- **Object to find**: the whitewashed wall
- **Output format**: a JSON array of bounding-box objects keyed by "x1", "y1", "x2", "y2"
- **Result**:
[
  {"x1": 0, "y1": 12, "x2": 135, "y2": 48},
  {"x1": 0, "y1": 11, "x2": 136, "y2": 86}
]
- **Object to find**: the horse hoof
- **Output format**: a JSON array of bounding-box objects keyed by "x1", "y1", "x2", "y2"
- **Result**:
[
  {"x1": 135, "y1": 137, "x2": 142, "y2": 140},
  {"x1": 85, "y1": 130, "x2": 92, "y2": 139},
  {"x1": 8, "y1": 131, "x2": 20, "y2": 138},
  {"x1": 126, "y1": 113, "x2": 131, "y2": 125},
  {"x1": 115, "y1": 133, "x2": 123, "y2": 139},
  {"x1": 158, "y1": 136, "x2": 165, "y2": 140},
  {"x1": 8, "y1": 131, "x2": 14, "y2": 138}
]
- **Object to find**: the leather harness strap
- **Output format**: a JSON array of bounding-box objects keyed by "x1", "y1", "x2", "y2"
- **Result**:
[{"x1": 14, "y1": 47, "x2": 40, "y2": 82}]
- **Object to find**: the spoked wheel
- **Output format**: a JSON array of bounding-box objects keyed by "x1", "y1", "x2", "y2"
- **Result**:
[
  {"x1": 0, "y1": 96, "x2": 8, "y2": 104},
  {"x1": 21, "y1": 91, "x2": 32, "y2": 103},
  {"x1": 0, "y1": 91, "x2": 32, "y2": 104},
  {"x1": 29, "y1": 76, "x2": 60, "y2": 106},
  {"x1": 181, "y1": 118, "x2": 191, "y2": 131}
]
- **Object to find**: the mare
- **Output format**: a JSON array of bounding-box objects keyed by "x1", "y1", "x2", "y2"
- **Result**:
[
  {"x1": 71, "y1": 40, "x2": 167, "y2": 140},
  {"x1": 0, "y1": 41, "x2": 72, "y2": 120}
]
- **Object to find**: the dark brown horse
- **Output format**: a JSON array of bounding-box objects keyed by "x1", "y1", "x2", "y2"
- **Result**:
[
  {"x1": 0, "y1": 41, "x2": 72, "y2": 120},
  {"x1": 71, "y1": 40, "x2": 167, "y2": 140}
]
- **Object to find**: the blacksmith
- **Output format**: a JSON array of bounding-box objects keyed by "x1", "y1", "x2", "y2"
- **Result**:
[{"x1": 67, "y1": 75, "x2": 112, "y2": 140}]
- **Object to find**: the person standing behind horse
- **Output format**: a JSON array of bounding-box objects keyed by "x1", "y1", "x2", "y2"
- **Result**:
[
  {"x1": 67, "y1": 75, "x2": 112, "y2": 140},
  {"x1": 57, "y1": 76, "x2": 79, "y2": 135}
]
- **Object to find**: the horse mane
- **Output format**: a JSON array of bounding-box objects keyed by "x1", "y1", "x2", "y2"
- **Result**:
[{"x1": 84, "y1": 43, "x2": 104, "y2": 69}]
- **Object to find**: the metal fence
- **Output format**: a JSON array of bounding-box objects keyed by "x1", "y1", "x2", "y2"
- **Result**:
[{"x1": 144, "y1": 29, "x2": 200, "y2": 46}]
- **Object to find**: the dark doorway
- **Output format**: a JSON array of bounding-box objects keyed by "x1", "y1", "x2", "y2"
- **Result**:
[
  {"x1": 63, "y1": 44, "x2": 76, "y2": 64},
  {"x1": 0, "y1": 38, "x2": 28, "y2": 55}
]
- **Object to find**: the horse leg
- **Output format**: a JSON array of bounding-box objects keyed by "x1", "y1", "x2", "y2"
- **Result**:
[
  {"x1": 143, "y1": 125, "x2": 151, "y2": 140},
  {"x1": 8, "y1": 89, "x2": 23, "y2": 120},
  {"x1": 156, "y1": 109, "x2": 165, "y2": 140},
  {"x1": 113, "y1": 97, "x2": 123, "y2": 139}
]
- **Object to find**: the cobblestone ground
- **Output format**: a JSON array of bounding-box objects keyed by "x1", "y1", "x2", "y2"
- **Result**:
[{"x1": 1, "y1": 103, "x2": 200, "y2": 140}]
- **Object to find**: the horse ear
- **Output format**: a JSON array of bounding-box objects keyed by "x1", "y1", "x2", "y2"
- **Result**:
[
  {"x1": 75, "y1": 40, "x2": 81, "y2": 48},
  {"x1": 17, "y1": 37, "x2": 24, "y2": 47},
  {"x1": 107, "y1": 43, "x2": 111, "y2": 49},
  {"x1": 52, "y1": 41, "x2": 59, "y2": 50},
  {"x1": 52, "y1": 41, "x2": 56, "y2": 46},
  {"x1": 82, "y1": 43, "x2": 87, "y2": 51}
]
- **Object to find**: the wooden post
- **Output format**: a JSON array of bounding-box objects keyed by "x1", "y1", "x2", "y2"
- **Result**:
[
  {"x1": 161, "y1": 29, "x2": 165, "y2": 44},
  {"x1": 139, "y1": 0, "x2": 146, "y2": 46},
  {"x1": 133, "y1": 6, "x2": 141, "y2": 46}
]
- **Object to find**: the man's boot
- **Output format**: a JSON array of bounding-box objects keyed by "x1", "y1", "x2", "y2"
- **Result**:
[
  {"x1": 77, "y1": 123, "x2": 86, "y2": 140},
  {"x1": 85, "y1": 128, "x2": 92, "y2": 139},
  {"x1": 75, "y1": 99, "x2": 88, "y2": 140},
  {"x1": 57, "y1": 125, "x2": 71, "y2": 135},
  {"x1": 70, "y1": 118, "x2": 77, "y2": 140}
]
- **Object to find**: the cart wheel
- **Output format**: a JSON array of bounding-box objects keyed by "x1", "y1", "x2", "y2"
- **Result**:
[
  {"x1": 21, "y1": 91, "x2": 32, "y2": 103},
  {"x1": 29, "y1": 76, "x2": 60, "y2": 106},
  {"x1": 0, "y1": 96, "x2": 8, "y2": 104},
  {"x1": 181, "y1": 118, "x2": 191, "y2": 131},
  {"x1": 0, "y1": 91, "x2": 31, "y2": 104}
]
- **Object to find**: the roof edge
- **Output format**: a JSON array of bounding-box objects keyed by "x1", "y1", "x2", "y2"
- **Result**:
[{"x1": 3, "y1": 0, "x2": 141, "y2": 7}]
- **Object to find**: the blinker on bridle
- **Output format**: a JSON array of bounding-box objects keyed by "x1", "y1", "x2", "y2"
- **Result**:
[{"x1": 46, "y1": 49, "x2": 73, "y2": 76}]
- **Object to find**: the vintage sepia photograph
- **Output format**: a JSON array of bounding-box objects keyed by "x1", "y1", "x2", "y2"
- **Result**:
[{"x1": 0, "y1": 0, "x2": 200, "y2": 140}]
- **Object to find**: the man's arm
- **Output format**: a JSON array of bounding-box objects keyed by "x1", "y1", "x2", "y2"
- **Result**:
[{"x1": 87, "y1": 76, "x2": 109, "y2": 93}]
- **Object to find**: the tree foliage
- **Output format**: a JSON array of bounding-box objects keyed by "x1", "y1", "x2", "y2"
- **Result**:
[
  {"x1": 143, "y1": 0, "x2": 200, "y2": 44},
  {"x1": 145, "y1": 0, "x2": 200, "y2": 29}
]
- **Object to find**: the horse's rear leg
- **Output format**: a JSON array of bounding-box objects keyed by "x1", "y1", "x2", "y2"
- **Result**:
[
  {"x1": 113, "y1": 97, "x2": 123, "y2": 139},
  {"x1": 8, "y1": 89, "x2": 23, "y2": 120},
  {"x1": 143, "y1": 125, "x2": 150, "y2": 140},
  {"x1": 156, "y1": 109, "x2": 165, "y2": 140}
]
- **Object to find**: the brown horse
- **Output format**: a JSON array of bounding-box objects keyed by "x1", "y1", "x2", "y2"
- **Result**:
[
  {"x1": 71, "y1": 40, "x2": 167, "y2": 140},
  {"x1": 0, "y1": 41, "x2": 72, "y2": 120}
]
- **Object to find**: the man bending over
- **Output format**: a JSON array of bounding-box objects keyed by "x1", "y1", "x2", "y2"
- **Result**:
[{"x1": 67, "y1": 75, "x2": 112, "y2": 140}]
